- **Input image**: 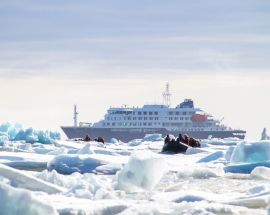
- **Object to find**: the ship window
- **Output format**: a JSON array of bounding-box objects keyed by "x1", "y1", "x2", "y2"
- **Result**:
[
  {"x1": 149, "y1": 117, "x2": 153, "y2": 120},
  {"x1": 107, "y1": 123, "x2": 110, "y2": 126},
  {"x1": 138, "y1": 112, "x2": 142, "y2": 115},
  {"x1": 143, "y1": 122, "x2": 147, "y2": 126},
  {"x1": 154, "y1": 112, "x2": 158, "y2": 115},
  {"x1": 128, "y1": 117, "x2": 131, "y2": 120},
  {"x1": 112, "y1": 123, "x2": 115, "y2": 126},
  {"x1": 169, "y1": 112, "x2": 173, "y2": 115},
  {"x1": 155, "y1": 117, "x2": 158, "y2": 120},
  {"x1": 176, "y1": 112, "x2": 179, "y2": 115},
  {"x1": 118, "y1": 122, "x2": 122, "y2": 126},
  {"x1": 149, "y1": 112, "x2": 153, "y2": 115},
  {"x1": 129, "y1": 123, "x2": 132, "y2": 126},
  {"x1": 183, "y1": 112, "x2": 186, "y2": 115},
  {"x1": 138, "y1": 117, "x2": 142, "y2": 120},
  {"x1": 144, "y1": 117, "x2": 147, "y2": 120},
  {"x1": 148, "y1": 123, "x2": 152, "y2": 126},
  {"x1": 185, "y1": 117, "x2": 189, "y2": 120},
  {"x1": 180, "y1": 117, "x2": 183, "y2": 120},
  {"x1": 139, "y1": 122, "x2": 142, "y2": 126},
  {"x1": 133, "y1": 123, "x2": 137, "y2": 126},
  {"x1": 133, "y1": 117, "x2": 137, "y2": 120},
  {"x1": 103, "y1": 123, "x2": 105, "y2": 126},
  {"x1": 169, "y1": 117, "x2": 173, "y2": 120},
  {"x1": 174, "y1": 117, "x2": 178, "y2": 120},
  {"x1": 143, "y1": 112, "x2": 147, "y2": 115}
]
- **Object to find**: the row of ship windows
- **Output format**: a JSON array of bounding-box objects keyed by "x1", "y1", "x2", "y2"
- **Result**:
[
  {"x1": 110, "y1": 111, "x2": 195, "y2": 116},
  {"x1": 102, "y1": 123, "x2": 220, "y2": 131},
  {"x1": 106, "y1": 117, "x2": 191, "y2": 121},
  {"x1": 103, "y1": 122, "x2": 161, "y2": 126}
]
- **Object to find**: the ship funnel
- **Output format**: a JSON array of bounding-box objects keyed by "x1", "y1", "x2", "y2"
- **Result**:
[
  {"x1": 73, "y1": 105, "x2": 78, "y2": 127},
  {"x1": 162, "y1": 82, "x2": 171, "y2": 107}
]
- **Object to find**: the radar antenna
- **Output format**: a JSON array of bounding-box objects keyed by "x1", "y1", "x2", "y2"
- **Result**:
[
  {"x1": 162, "y1": 82, "x2": 171, "y2": 107},
  {"x1": 73, "y1": 104, "x2": 78, "y2": 127}
]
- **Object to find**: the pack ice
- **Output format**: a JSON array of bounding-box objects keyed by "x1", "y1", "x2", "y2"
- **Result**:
[{"x1": 1, "y1": 125, "x2": 270, "y2": 214}]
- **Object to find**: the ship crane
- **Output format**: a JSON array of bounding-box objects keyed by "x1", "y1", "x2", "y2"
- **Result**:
[{"x1": 162, "y1": 82, "x2": 171, "y2": 107}]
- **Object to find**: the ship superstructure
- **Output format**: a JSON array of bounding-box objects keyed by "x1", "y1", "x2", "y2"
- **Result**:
[{"x1": 61, "y1": 84, "x2": 246, "y2": 141}]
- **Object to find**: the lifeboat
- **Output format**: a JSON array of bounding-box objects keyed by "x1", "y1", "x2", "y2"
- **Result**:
[{"x1": 191, "y1": 114, "x2": 207, "y2": 122}]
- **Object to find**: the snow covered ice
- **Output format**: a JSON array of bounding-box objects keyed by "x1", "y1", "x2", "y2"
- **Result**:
[{"x1": 1, "y1": 127, "x2": 270, "y2": 214}]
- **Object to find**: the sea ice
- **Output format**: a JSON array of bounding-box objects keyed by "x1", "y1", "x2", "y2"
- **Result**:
[
  {"x1": 0, "y1": 182, "x2": 57, "y2": 215},
  {"x1": 115, "y1": 150, "x2": 167, "y2": 192}
]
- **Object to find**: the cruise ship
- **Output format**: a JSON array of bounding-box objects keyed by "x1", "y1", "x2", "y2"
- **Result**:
[{"x1": 61, "y1": 84, "x2": 246, "y2": 142}]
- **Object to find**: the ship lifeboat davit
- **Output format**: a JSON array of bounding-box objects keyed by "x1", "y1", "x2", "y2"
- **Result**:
[{"x1": 192, "y1": 114, "x2": 207, "y2": 122}]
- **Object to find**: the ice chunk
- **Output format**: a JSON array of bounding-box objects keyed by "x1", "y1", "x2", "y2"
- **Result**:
[
  {"x1": 0, "y1": 182, "x2": 57, "y2": 215},
  {"x1": 128, "y1": 139, "x2": 143, "y2": 146},
  {"x1": 110, "y1": 138, "x2": 119, "y2": 144},
  {"x1": 143, "y1": 133, "x2": 163, "y2": 142},
  {"x1": 94, "y1": 163, "x2": 123, "y2": 175},
  {"x1": 0, "y1": 163, "x2": 65, "y2": 194},
  {"x1": 230, "y1": 141, "x2": 270, "y2": 164},
  {"x1": 261, "y1": 128, "x2": 270, "y2": 140},
  {"x1": 76, "y1": 143, "x2": 94, "y2": 155},
  {"x1": 225, "y1": 146, "x2": 235, "y2": 162},
  {"x1": 224, "y1": 161, "x2": 270, "y2": 174},
  {"x1": 177, "y1": 167, "x2": 224, "y2": 179},
  {"x1": 115, "y1": 150, "x2": 167, "y2": 192},
  {"x1": 250, "y1": 166, "x2": 270, "y2": 180},
  {"x1": 197, "y1": 151, "x2": 224, "y2": 163},
  {"x1": 48, "y1": 155, "x2": 108, "y2": 174},
  {"x1": 186, "y1": 147, "x2": 207, "y2": 155},
  {"x1": 225, "y1": 141, "x2": 270, "y2": 174},
  {"x1": 0, "y1": 134, "x2": 8, "y2": 145}
]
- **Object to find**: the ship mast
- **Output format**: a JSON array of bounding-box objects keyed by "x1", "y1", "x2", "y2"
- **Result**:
[
  {"x1": 73, "y1": 104, "x2": 78, "y2": 127},
  {"x1": 162, "y1": 82, "x2": 171, "y2": 107}
]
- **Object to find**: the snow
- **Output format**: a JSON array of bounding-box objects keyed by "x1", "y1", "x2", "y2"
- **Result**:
[{"x1": 1, "y1": 130, "x2": 270, "y2": 214}]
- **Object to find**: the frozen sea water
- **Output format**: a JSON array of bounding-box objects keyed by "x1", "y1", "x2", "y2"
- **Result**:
[{"x1": 0, "y1": 134, "x2": 270, "y2": 214}]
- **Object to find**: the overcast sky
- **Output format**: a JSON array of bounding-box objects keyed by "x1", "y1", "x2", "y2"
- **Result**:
[{"x1": 0, "y1": 0, "x2": 269, "y2": 139}]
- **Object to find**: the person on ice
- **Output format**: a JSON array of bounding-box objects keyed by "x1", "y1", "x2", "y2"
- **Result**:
[{"x1": 83, "y1": 135, "x2": 91, "y2": 142}]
